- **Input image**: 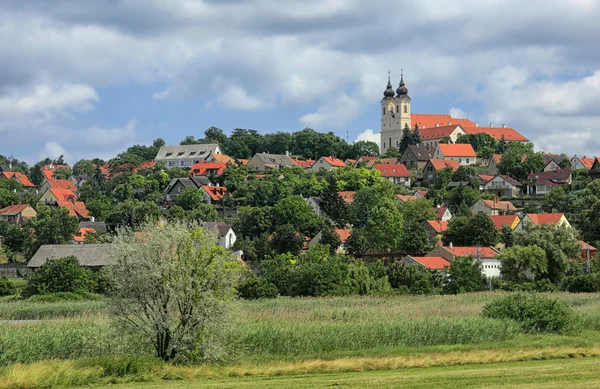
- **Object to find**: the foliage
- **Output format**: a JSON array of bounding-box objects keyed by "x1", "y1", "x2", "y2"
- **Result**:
[
  {"x1": 456, "y1": 133, "x2": 497, "y2": 153},
  {"x1": 498, "y1": 245, "x2": 547, "y2": 283},
  {"x1": 173, "y1": 187, "x2": 206, "y2": 211},
  {"x1": 443, "y1": 256, "x2": 487, "y2": 294},
  {"x1": 23, "y1": 257, "x2": 97, "y2": 297},
  {"x1": 387, "y1": 262, "x2": 443, "y2": 295},
  {"x1": 0, "y1": 276, "x2": 16, "y2": 296},
  {"x1": 237, "y1": 271, "x2": 279, "y2": 299},
  {"x1": 107, "y1": 221, "x2": 242, "y2": 362},
  {"x1": 270, "y1": 224, "x2": 305, "y2": 255},
  {"x1": 562, "y1": 273, "x2": 600, "y2": 293},
  {"x1": 481, "y1": 293, "x2": 579, "y2": 334},
  {"x1": 347, "y1": 261, "x2": 393, "y2": 296},
  {"x1": 320, "y1": 223, "x2": 343, "y2": 255},
  {"x1": 350, "y1": 140, "x2": 380, "y2": 158},
  {"x1": 272, "y1": 195, "x2": 323, "y2": 237},
  {"x1": 318, "y1": 176, "x2": 350, "y2": 226},
  {"x1": 497, "y1": 142, "x2": 544, "y2": 181},
  {"x1": 32, "y1": 206, "x2": 80, "y2": 247},
  {"x1": 443, "y1": 214, "x2": 499, "y2": 247}
]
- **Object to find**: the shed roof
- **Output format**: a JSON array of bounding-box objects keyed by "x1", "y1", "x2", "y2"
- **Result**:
[{"x1": 28, "y1": 244, "x2": 110, "y2": 268}]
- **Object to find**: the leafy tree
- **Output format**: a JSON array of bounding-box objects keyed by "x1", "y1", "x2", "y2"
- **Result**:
[
  {"x1": 501, "y1": 224, "x2": 514, "y2": 247},
  {"x1": 362, "y1": 200, "x2": 404, "y2": 253},
  {"x1": 559, "y1": 157, "x2": 572, "y2": 169},
  {"x1": 237, "y1": 270, "x2": 278, "y2": 299},
  {"x1": 350, "y1": 140, "x2": 380, "y2": 158},
  {"x1": 456, "y1": 133, "x2": 497, "y2": 152},
  {"x1": 399, "y1": 219, "x2": 430, "y2": 252},
  {"x1": 387, "y1": 262, "x2": 443, "y2": 294},
  {"x1": 347, "y1": 261, "x2": 393, "y2": 296},
  {"x1": 443, "y1": 214, "x2": 499, "y2": 247},
  {"x1": 496, "y1": 135, "x2": 508, "y2": 154},
  {"x1": 272, "y1": 195, "x2": 323, "y2": 237},
  {"x1": 438, "y1": 136, "x2": 452, "y2": 144},
  {"x1": 443, "y1": 256, "x2": 487, "y2": 294},
  {"x1": 73, "y1": 160, "x2": 96, "y2": 177},
  {"x1": 54, "y1": 154, "x2": 66, "y2": 165},
  {"x1": 320, "y1": 223, "x2": 342, "y2": 255},
  {"x1": 107, "y1": 221, "x2": 242, "y2": 362},
  {"x1": 0, "y1": 275, "x2": 16, "y2": 296},
  {"x1": 105, "y1": 200, "x2": 162, "y2": 230},
  {"x1": 180, "y1": 135, "x2": 199, "y2": 145},
  {"x1": 33, "y1": 206, "x2": 80, "y2": 246},
  {"x1": 29, "y1": 164, "x2": 44, "y2": 186},
  {"x1": 411, "y1": 124, "x2": 422, "y2": 146},
  {"x1": 173, "y1": 188, "x2": 206, "y2": 211},
  {"x1": 263, "y1": 132, "x2": 293, "y2": 155},
  {"x1": 202, "y1": 127, "x2": 228, "y2": 146},
  {"x1": 0, "y1": 188, "x2": 19, "y2": 208},
  {"x1": 108, "y1": 154, "x2": 143, "y2": 173},
  {"x1": 186, "y1": 204, "x2": 220, "y2": 223},
  {"x1": 225, "y1": 128, "x2": 265, "y2": 159},
  {"x1": 345, "y1": 228, "x2": 369, "y2": 256},
  {"x1": 236, "y1": 206, "x2": 272, "y2": 239},
  {"x1": 319, "y1": 176, "x2": 350, "y2": 226},
  {"x1": 22, "y1": 256, "x2": 97, "y2": 297},
  {"x1": 53, "y1": 167, "x2": 72, "y2": 180},
  {"x1": 270, "y1": 224, "x2": 305, "y2": 255},
  {"x1": 498, "y1": 245, "x2": 547, "y2": 283},
  {"x1": 380, "y1": 147, "x2": 399, "y2": 159}
]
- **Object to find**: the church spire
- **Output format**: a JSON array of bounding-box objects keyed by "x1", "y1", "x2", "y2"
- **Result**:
[
  {"x1": 383, "y1": 71, "x2": 395, "y2": 98},
  {"x1": 396, "y1": 68, "x2": 409, "y2": 96}
]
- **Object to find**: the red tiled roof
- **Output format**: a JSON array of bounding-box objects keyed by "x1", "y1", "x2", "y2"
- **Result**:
[
  {"x1": 525, "y1": 213, "x2": 564, "y2": 225},
  {"x1": 489, "y1": 215, "x2": 520, "y2": 230},
  {"x1": 190, "y1": 162, "x2": 227, "y2": 177},
  {"x1": 73, "y1": 227, "x2": 95, "y2": 243},
  {"x1": 201, "y1": 185, "x2": 229, "y2": 201},
  {"x1": 293, "y1": 159, "x2": 314, "y2": 167},
  {"x1": 412, "y1": 114, "x2": 475, "y2": 129},
  {"x1": 360, "y1": 156, "x2": 377, "y2": 162},
  {"x1": 2, "y1": 172, "x2": 35, "y2": 187},
  {"x1": 335, "y1": 228, "x2": 352, "y2": 243},
  {"x1": 437, "y1": 144, "x2": 476, "y2": 157},
  {"x1": 410, "y1": 256, "x2": 450, "y2": 270},
  {"x1": 396, "y1": 194, "x2": 418, "y2": 202},
  {"x1": 322, "y1": 156, "x2": 346, "y2": 167},
  {"x1": 481, "y1": 199, "x2": 517, "y2": 211},
  {"x1": 575, "y1": 157, "x2": 595, "y2": 169},
  {"x1": 133, "y1": 160, "x2": 155, "y2": 172},
  {"x1": 419, "y1": 125, "x2": 463, "y2": 141},
  {"x1": 491, "y1": 154, "x2": 502, "y2": 164},
  {"x1": 237, "y1": 159, "x2": 250, "y2": 165},
  {"x1": 210, "y1": 154, "x2": 235, "y2": 164},
  {"x1": 428, "y1": 159, "x2": 460, "y2": 172},
  {"x1": 345, "y1": 159, "x2": 357, "y2": 165},
  {"x1": 54, "y1": 196, "x2": 89, "y2": 219},
  {"x1": 48, "y1": 188, "x2": 78, "y2": 201},
  {"x1": 47, "y1": 179, "x2": 77, "y2": 191},
  {"x1": 426, "y1": 220, "x2": 449, "y2": 234},
  {"x1": 338, "y1": 191, "x2": 355, "y2": 204},
  {"x1": 435, "y1": 206, "x2": 448, "y2": 220},
  {"x1": 462, "y1": 127, "x2": 528, "y2": 142},
  {"x1": 42, "y1": 170, "x2": 55, "y2": 180},
  {"x1": 446, "y1": 246, "x2": 500, "y2": 258},
  {"x1": 0, "y1": 204, "x2": 30, "y2": 215},
  {"x1": 478, "y1": 174, "x2": 495, "y2": 184},
  {"x1": 578, "y1": 240, "x2": 597, "y2": 252},
  {"x1": 414, "y1": 190, "x2": 428, "y2": 198},
  {"x1": 374, "y1": 163, "x2": 410, "y2": 177}
]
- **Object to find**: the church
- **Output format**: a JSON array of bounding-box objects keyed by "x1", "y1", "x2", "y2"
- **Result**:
[{"x1": 379, "y1": 72, "x2": 528, "y2": 154}]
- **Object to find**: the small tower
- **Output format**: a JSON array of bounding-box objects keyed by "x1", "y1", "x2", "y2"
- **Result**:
[
  {"x1": 395, "y1": 69, "x2": 411, "y2": 130},
  {"x1": 380, "y1": 70, "x2": 411, "y2": 154}
]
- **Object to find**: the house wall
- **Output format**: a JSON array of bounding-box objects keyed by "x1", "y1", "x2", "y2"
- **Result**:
[
  {"x1": 384, "y1": 176, "x2": 411, "y2": 187},
  {"x1": 423, "y1": 162, "x2": 439, "y2": 185},
  {"x1": 516, "y1": 215, "x2": 571, "y2": 230},
  {"x1": 425, "y1": 246, "x2": 454, "y2": 262},
  {"x1": 480, "y1": 258, "x2": 501, "y2": 278},
  {"x1": 399, "y1": 150, "x2": 426, "y2": 170},
  {"x1": 439, "y1": 209, "x2": 452, "y2": 221},
  {"x1": 544, "y1": 160, "x2": 560, "y2": 172},
  {"x1": 38, "y1": 190, "x2": 59, "y2": 206},
  {"x1": 218, "y1": 229, "x2": 236, "y2": 249},
  {"x1": 471, "y1": 201, "x2": 496, "y2": 216},
  {"x1": 311, "y1": 158, "x2": 335, "y2": 172},
  {"x1": 306, "y1": 197, "x2": 325, "y2": 217},
  {"x1": 488, "y1": 159, "x2": 499, "y2": 175},
  {"x1": 165, "y1": 181, "x2": 187, "y2": 201},
  {"x1": 484, "y1": 176, "x2": 521, "y2": 197},
  {"x1": 247, "y1": 156, "x2": 267, "y2": 172},
  {"x1": 434, "y1": 148, "x2": 475, "y2": 166}
]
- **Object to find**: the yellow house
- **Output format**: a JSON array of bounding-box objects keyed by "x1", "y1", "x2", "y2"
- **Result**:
[
  {"x1": 489, "y1": 215, "x2": 520, "y2": 231},
  {"x1": 0, "y1": 204, "x2": 37, "y2": 224},
  {"x1": 515, "y1": 213, "x2": 571, "y2": 231}
]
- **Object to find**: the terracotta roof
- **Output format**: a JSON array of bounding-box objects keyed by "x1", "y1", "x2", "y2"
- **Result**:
[
  {"x1": 574, "y1": 157, "x2": 595, "y2": 169},
  {"x1": 57, "y1": 200, "x2": 90, "y2": 219},
  {"x1": 360, "y1": 156, "x2": 378, "y2": 162},
  {"x1": 462, "y1": 127, "x2": 528, "y2": 142},
  {"x1": 210, "y1": 154, "x2": 235, "y2": 164},
  {"x1": 42, "y1": 170, "x2": 55, "y2": 180},
  {"x1": 201, "y1": 185, "x2": 229, "y2": 201},
  {"x1": 409, "y1": 256, "x2": 450, "y2": 270},
  {"x1": 2, "y1": 172, "x2": 34, "y2": 187},
  {"x1": 338, "y1": 191, "x2": 355, "y2": 204},
  {"x1": 489, "y1": 215, "x2": 520, "y2": 230},
  {"x1": 237, "y1": 159, "x2": 250, "y2": 165},
  {"x1": 419, "y1": 125, "x2": 463, "y2": 141},
  {"x1": 0, "y1": 204, "x2": 30, "y2": 216},
  {"x1": 491, "y1": 154, "x2": 502, "y2": 164},
  {"x1": 525, "y1": 213, "x2": 564, "y2": 225},
  {"x1": 189, "y1": 162, "x2": 228, "y2": 176},
  {"x1": 321, "y1": 156, "x2": 346, "y2": 167},
  {"x1": 374, "y1": 163, "x2": 410, "y2": 177},
  {"x1": 414, "y1": 190, "x2": 428, "y2": 198},
  {"x1": 578, "y1": 240, "x2": 597, "y2": 251},
  {"x1": 412, "y1": 114, "x2": 475, "y2": 129},
  {"x1": 48, "y1": 187, "x2": 78, "y2": 201},
  {"x1": 293, "y1": 159, "x2": 314, "y2": 167},
  {"x1": 428, "y1": 159, "x2": 460, "y2": 172},
  {"x1": 73, "y1": 227, "x2": 95, "y2": 243},
  {"x1": 480, "y1": 199, "x2": 517, "y2": 212},
  {"x1": 435, "y1": 206, "x2": 448, "y2": 220},
  {"x1": 477, "y1": 174, "x2": 495, "y2": 184},
  {"x1": 437, "y1": 144, "x2": 476, "y2": 157},
  {"x1": 445, "y1": 246, "x2": 500, "y2": 258},
  {"x1": 396, "y1": 194, "x2": 418, "y2": 202},
  {"x1": 335, "y1": 228, "x2": 352, "y2": 243},
  {"x1": 426, "y1": 220, "x2": 449, "y2": 234},
  {"x1": 133, "y1": 160, "x2": 155, "y2": 172},
  {"x1": 345, "y1": 159, "x2": 356, "y2": 165},
  {"x1": 47, "y1": 179, "x2": 77, "y2": 191}
]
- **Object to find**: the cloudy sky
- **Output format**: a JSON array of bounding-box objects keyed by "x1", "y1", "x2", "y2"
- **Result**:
[{"x1": 2, "y1": 0, "x2": 600, "y2": 164}]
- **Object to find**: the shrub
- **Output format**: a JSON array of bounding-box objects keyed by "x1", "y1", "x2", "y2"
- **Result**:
[
  {"x1": 444, "y1": 256, "x2": 487, "y2": 294},
  {"x1": 347, "y1": 261, "x2": 393, "y2": 296},
  {"x1": 22, "y1": 256, "x2": 97, "y2": 297},
  {"x1": 481, "y1": 292, "x2": 579, "y2": 334},
  {"x1": 238, "y1": 271, "x2": 278, "y2": 299},
  {"x1": 387, "y1": 262, "x2": 443, "y2": 295},
  {"x1": 562, "y1": 274, "x2": 600, "y2": 293},
  {"x1": 0, "y1": 275, "x2": 16, "y2": 296}
]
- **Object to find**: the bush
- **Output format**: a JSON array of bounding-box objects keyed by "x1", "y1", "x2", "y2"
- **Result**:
[
  {"x1": 387, "y1": 262, "x2": 443, "y2": 295},
  {"x1": 22, "y1": 256, "x2": 97, "y2": 297},
  {"x1": 444, "y1": 256, "x2": 487, "y2": 294},
  {"x1": 562, "y1": 274, "x2": 600, "y2": 293},
  {"x1": 481, "y1": 292, "x2": 579, "y2": 334},
  {"x1": 0, "y1": 275, "x2": 16, "y2": 296},
  {"x1": 347, "y1": 261, "x2": 393, "y2": 296},
  {"x1": 238, "y1": 271, "x2": 279, "y2": 299}
]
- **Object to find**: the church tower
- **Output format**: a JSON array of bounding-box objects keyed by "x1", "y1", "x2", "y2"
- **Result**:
[{"x1": 380, "y1": 70, "x2": 411, "y2": 154}]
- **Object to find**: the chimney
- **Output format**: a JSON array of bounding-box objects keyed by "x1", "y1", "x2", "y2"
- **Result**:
[
  {"x1": 448, "y1": 122, "x2": 451, "y2": 126},
  {"x1": 475, "y1": 122, "x2": 479, "y2": 127},
  {"x1": 435, "y1": 124, "x2": 439, "y2": 128},
  {"x1": 285, "y1": 151, "x2": 290, "y2": 156},
  {"x1": 449, "y1": 242, "x2": 453, "y2": 249},
  {"x1": 502, "y1": 124, "x2": 507, "y2": 128},
  {"x1": 90, "y1": 216, "x2": 95, "y2": 222},
  {"x1": 490, "y1": 123, "x2": 494, "y2": 128}
]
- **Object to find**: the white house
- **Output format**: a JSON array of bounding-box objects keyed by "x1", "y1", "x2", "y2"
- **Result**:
[
  {"x1": 372, "y1": 163, "x2": 411, "y2": 187},
  {"x1": 204, "y1": 222, "x2": 237, "y2": 250},
  {"x1": 155, "y1": 144, "x2": 221, "y2": 169},
  {"x1": 433, "y1": 144, "x2": 476, "y2": 166},
  {"x1": 427, "y1": 245, "x2": 501, "y2": 278},
  {"x1": 311, "y1": 156, "x2": 346, "y2": 172},
  {"x1": 471, "y1": 199, "x2": 517, "y2": 216},
  {"x1": 483, "y1": 175, "x2": 522, "y2": 198},
  {"x1": 418, "y1": 125, "x2": 467, "y2": 149}
]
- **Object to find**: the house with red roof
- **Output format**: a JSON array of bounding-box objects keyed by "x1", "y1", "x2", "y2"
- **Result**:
[
  {"x1": 413, "y1": 189, "x2": 428, "y2": 198},
  {"x1": 427, "y1": 244, "x2": 501, "y2": 278},
  {"x1": 189, "y1": 162, "x2": 228, "y2": 177},
  {"x1": 312, "y1": 156, "x2": 346, "y2": 171},
  {"x1": 206, "y1": 154, "x2": 235, "y2": 165},
  {"x1": 0, "y1": 172, "x2": 35, "y2": 188},
  {"x1": 433, "y1": 144, "x2": 476, "y2": 166},
  {"x1": 396, "y1": 194, "x2": 418, "y2": 203},
  {"x1": 42, "y1": 163, "x2": 71, "y2": 172},
  {"x1": 487, "y1": 154, "x2": 503, "y2": 175},
  {"x1": 38, "y1": 188, "x2": 90, "y2": 220},
  {"x1": 526, "y1": 168, "x2": 572, "y2": 195},
  {"x1": 337, "y1": 191, "x2": 355, "y2": 204},
  {"x1": 308, "y1": 227, "x2": 352, "y2": 254},
  {"x1": 516, "y1": 213, "x2": 571, "y2": 230},
  {"x1": 483, "y1": 175, "x2": 522, "y2": 198},
  {"x1": 418, "y1": 125, "x2": 468, "y2": 149},
  {"x1": 412, "y1": 114, "x2": 475, "y2": 130},
  {"x1": 489, "y1": 215, "x2": 520, "y2": 231},
  {"x1": 372, "y1": 163, "x2": 411, "y2": 187},
  {"x1": 435, "y1": 205, "x2": 452, "y2": 221},
  {"x1": 292, "y1": 159, "x2": 315, "y2": 168},
  {"x1": 39, "y1": 178, "x2": 78, "y2": 194},
  {"x1": 471, "y1": 199, "x2": 517, "y2": 216},
  {"x1": 0, "y1": 204, "x2": 37, "y2": 224},
  {"x1": 462, "y1": 125, "x2": 528, "y2": 143},
  {"x1": 72, "y1": 227, "x2": 96, "y2": 244},
  {"x1": 200, "y1": 185, "x2": 230, "y2": 204},
  {"x1": 571, "y1": 156, "x2": 595, "y2": 170},
  {"x1": 401, "y1": 255, "x2": 450, "y2": 275},
  {"x1": 577, "y1": 241, "x2": 597, "y2": 262},
  {"x1": 352, "y1": 156, "x2": 378, "y2": 168},
  {"x1": 423, "y1": 220, "x2": 449, "y2": 244},
  {"x1": 423, "y1": 159, "x2": 461, "y2": 186}
]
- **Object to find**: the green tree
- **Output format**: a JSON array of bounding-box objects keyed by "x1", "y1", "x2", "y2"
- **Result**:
[
  {"x1": 320, "y1": 223, "x2": 342, "y2": 255},
  {"x1": 270, "y1": 224, "x2": 305, "y2": 255},
  {"x1": 496, "y1": 135, "x2": 508, "y2": 154},
  {"x1": 319, "y1": 176, "x2": 350, "y2": 226},
  {"x1": 443, "y1": 256, "x2": 487, "y2": 294},
  {"x1": 72, "y1": 160, "x2": 96, "y2": 177},
  {"x1": 236, "y1": 206, "x2": 272, "y2": 239},
  {"x1": 272, "y1": 195, "x2": 323, "y2": 237},
  {"x1": 23, "y1": 256, "x2": 97, "y2": 297},
  {"x1": 501, "y1": 224, "x2": 514, "y2": 247},
  {"x1": 33, "y1": 206, "x2": 80, "y2": 246},
  {"x1": 558, "y1": 157, "x2": 572, "y2": 169},
  {"x1": 350, "y1": 140, "x2": 380, "y2": 158},
  {"x1": 438, "y1": 136, "x2": 452, "y2": 144},
  {"x1": 0, "y1": 275, "x2": 16, "y2": 296},
  {"x1": 53, "y1": 167, "x2": 72, "y2": 180},
  {"x1": 263, "y1": 132, "x2": 293, "y2": 155},
  {"x1": 29, "y1": 164, "x2": 44, "y2": 186},
  {"x1": 180, "y1": 135, "x2": 199, "y2": 145},
  {"x1": 105, "y1": 200, "x2": 162, "y2": 230},
  {"x1": 443, "y1": 214, "x2": 499, "y2": 247},
  {"x1": 174, "y1": 188, "x2": 206, "y2": 211},
  {"x1": 387, "y1": 262, "x2": 443, "y2": 294},
  {"x1": 107, "y1": 221, "x2": 242, "y2": 361},
  {"x1": 411, "y1": 124, "x2": 422, "y2": 146},
  {"x1": 398, "y1": 124, "x2": 412, "y2": 154},
  {"x1": 202, "y1": 126, "x2": 228, "y2": 146},
  {"x1": 498, "y1": 245, "x2": 547, "y2": 283}
]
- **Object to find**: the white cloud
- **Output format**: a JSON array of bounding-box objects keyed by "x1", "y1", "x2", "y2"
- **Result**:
[
  {"x1": 78, "y1": 119, "x2": 137, "y2": 148},
  {"x1": 0, "y1": 83, "x2": 98, "y2": 116},
  {"x1": 354, "y1": 129, "x2": 380, "y2": 147},
  {"x1": 216, "y1": 86, "x2": 268, "y2": 110},
  {"x1": 449, "y1": 107, "x2": 469, "y2": 120},
  {"x1": 42, "y1": 141, "x2": 66, "y2": 161},
  {"x1": 300, "y1": 94, "x2": 362, "y2": 129}
]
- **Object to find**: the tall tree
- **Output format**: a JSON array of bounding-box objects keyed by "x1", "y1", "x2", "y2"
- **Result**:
[
  {"x1": 411, "y1": 124, "x2": 422, "y2": 146},
  {"x1": 443, "y1": 214, "x2": 499, "y2": 247},
  {"x1": 398, "y1": 124, "x2": 412, "y2": 154},
  {"x1": 319, "y1": 176, "x2": 350, "y2": 226}
]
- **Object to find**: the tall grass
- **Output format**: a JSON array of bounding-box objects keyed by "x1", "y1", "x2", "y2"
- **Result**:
[{"x1": 0, "y1": 299, "x2": 106, "y2": 320}]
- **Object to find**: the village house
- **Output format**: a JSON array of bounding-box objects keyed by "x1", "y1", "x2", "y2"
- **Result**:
[
  {"x1": 471, "y1": 199, "x2": 517, "y2": 216},
  {"x1": 423, "y1": 220, "x2": 449, "y2": 244},
  {"x1": 433, "y1": 144, "x2": 476, "y2": 166},
  {"x1": 247, "y1": 153, "x2": 296, "y2": 171},
  {"x1": 292, "y1": 159, "x2": 315, "y2": 168},
  {"x1": 72, "y1": 227, "x2": 95, "y2": 244},
  {"x1": 0, "y1": 172, "x2": 35, "y2": 188},
  {"x1": 200, "y1": 185, "x2": 229, "y2": 204},
  {"x1": 372, "y1": 163, "x2": 411, "y2": 187},
  {"x1": 526, "y1": 168, "x2": 572, "y2": 195},
  {"x1": 204, "y1": 222, "x2": 237, "y2": 250},
  {"x1": 189, "y1": 162, "x2": 228, "y2": 177},
  {"x1": 589, "y1": 158, "x2": 600, "y2": 180},
  {"x1": 29, "y1": 244, "x2": 109, "y2": 270},
  {"x1": 205, "y1": 153, "x2": 235, "y2": 164},
  {"x1": 571, "y1": 156, "x2": 595, "y2": 171},
  {"x1": 418, "y1": 125, "x2": 467, "y2": 149},
  {"x1": 476, "y1": 174, "x2": 495, "y2": 190},
  {"x1": 400, "y1": 255, "x2": 450, "y2": 276},
  {"x1": 39, "y1": 178, "x2": 78, "y2": 194},
  {"x1": 399, "y1": 145, "x2": 434, "y2": 171},
  {"x1": 423, "y1": 159, "x2": 460, "y2": 186},
  {"x1": 396, "y1": 194, "x2": 418, "y2": 203},
  {"x1": 489, "y1": 215, "x2": 520, "y2": 231},
  {"x1": 435, "y1": 205, "x2": 452, "y2": 221},
  {"x1": 515, "y1": 213, "x2": 571, "y2": 230},
  {"x1": 308, "y1": 227, "x2": 352, "y2": 254},
  {"x1": 311, "y1": 156, "x2": 346, "y2": 172},
  {"x1": 427, "y1": 245, "x2": 501, "y2": 278},
  {"x1": 578, "y1": 241, "x2": 597, "y2": 261},
  {"x1": 462, "y1": 125, "x2": 529, "y2": 143},
  {"x1": 38, "y1": 188, "x2": 90, "y2": 220},
  {"x1": 483, "y1": 175, "x2": 522, "y2": 198},
  {"x1": 0, "y1": 204, "x2": 37, "y2": 224},
  {"x1": 352, "y1": 156, "x2": 378, "y2": 168},
  {"x1": 155, "y1": 144, "x2": 221, "y2": 169},
  {"x1": 413, "y1": 189, "x2": 428, "y2": 198},
  {"x1": 487, "y1": 154, "x2": 502, "y2": 175},
  {"x1": 305, "y1": 196, "x2": 326, "y2": 217},
  {"x1": 163, "y1": 176, "x2": 212, "y2": 201}
]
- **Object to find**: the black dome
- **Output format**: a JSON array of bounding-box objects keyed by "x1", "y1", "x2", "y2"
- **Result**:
[
  {"x1": 383, "y1": 76, "x2": 395, "y2": 98},
  {"x1": 396, "y1": 74, "x2": 408, "y2": 96}
]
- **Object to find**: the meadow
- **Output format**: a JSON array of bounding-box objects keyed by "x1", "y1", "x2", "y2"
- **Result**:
[{"x1": 1, "y1": 292, "x2": 600, "y2": 388}]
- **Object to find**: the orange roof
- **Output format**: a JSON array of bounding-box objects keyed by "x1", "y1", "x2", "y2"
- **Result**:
[
  {"x1": 1, "y1": 172, "x2": 34, "y2": 187},
  {"x1": 437, "y1": 144, "x2": 476, "y2": 157},
  {"x1": 338, "y1": 191, "x2": 355, "y2": 204},
  {"x1": 201, "y1": 185, "x2": 229, "y2": 201},
  {"x1": 42, "y1": 170, "x2": 55, "y2": 180},
  {"x1": 335, "y1": 228, "x2": 352, "y2": 243},
  {"x1": 345, "y1": 159, "x2": 356, "y2": 165},
  {"x1": 293, "y1": 159, "x2": 314, "y2": 167},
  {"x1": 190, "y1": 162, "x2": 227, "y2": 176},
  {"x1": 48, "y1": 187, "x2": 78, "y2": 201},
  {"x1": 489, "y1": 215, "x2": 519, "y2": 230},
  {"x1": 463, "y1": 127, "x2": 528, "y2": 142},
  {"x1": 322, "y1": 156, "x2": 346, "y2": 167},
  {"x1": 396, "y1": 194, "x2": 418, "y2": 202},
  {"x1": 237, "y1": 159, "x2": 250, "y2": 165},
  {"x1": 133, "y1": 160, "x2": 155, "y2": 172},
  {"x1": 428, "y1": 159, "x2": 460, "y2": 172},
  {"x1": 0, "y1": 204, "x2": 31, "y2": 215},
  {"x1": 209, "y1": 154, "x2": 234, "y2": 164},
  {"x1": 73, "y1": 227, "x2": 96, "y2": 243},
  {"x1": 412, "y1": 114, "x2": 474, "y2": 129},
  {"x1": 478, "y1": 174, "x2": 495, "y2": 183},
  {"x1": 491, "y1": 154, "x2": 502, "y2": 164},
  {"x1": 445, "y1": 246, "x2": 500, "y2": 258},
  {"x1": 410, "y1": 256, "x2": 450, "y2": 270},
  {"x1": 575, "y1": 157, "x2": 595, "y2": 169},
  {"x1": 54, "y1": 197, "x2": 89, "y2": 219},
  {"x1": 414, "y1": 190, "x2": 428, "y2": 198},
  {"x1": 481, "y1": 200, "x2": 517, "y2": 212},
  {"x1": 419, "y1": 125, "x2": 463, "y2": 141},
  {"x1": 426, "y1": 220, "x2": 449, "y2": 234},
  {"x1": 526, "y1": 213, "x2": 564, "y2": 225},
  {"x1": 360, "y1": 156, "x2": 378, "y2": 162},
  {"x1": 578, "y1": 240, "x2": 597, "y2": 252},
  {"x1": 47, "y1": 179, "x2": 77, "y2": 191},
  {"x1": 374, "y1": 163, "x2": 410, "y2": 177}
]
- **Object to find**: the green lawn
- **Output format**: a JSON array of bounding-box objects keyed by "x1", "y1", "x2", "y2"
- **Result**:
[
  {"x1": 8, "y1": 278, "x2": 26, "y2": 289},
  {"x1": 87, "y1": 357, "x2": 600, "y2": 389}
]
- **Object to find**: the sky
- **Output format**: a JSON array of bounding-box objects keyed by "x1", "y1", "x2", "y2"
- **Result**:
[{"x1": 2, "y1": 0, "x2": 600, "y2": 165}]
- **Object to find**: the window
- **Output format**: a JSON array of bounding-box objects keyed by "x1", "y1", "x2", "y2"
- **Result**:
[
  {"x1": 466, "y1": 158, "x2": 470, "y2": 164},
  {"x1": 177, "y1": 152, "x2": 185, "y2": 156},
  {"x1": 383, "y1": 107, "x2": 386, "y2": 115},
  {"x1": 396, "y1": 105, "x2": 399, "y2": 113},
  {"x1": 458, "y1": 158, "x2": 462, "y2": 163},
  {"x1": 383, "y1": 142, "x2": 386, "y2": 149},
  {"x1": 165, "y1": 152, "x2": 173, "y2": 157},
  {"x1": 389, "y1": 137, "x2": 392, "y2": 148},
  {"x1": 189, "y1": 151, "x2": 197, "y2": 156},
  {"x1": 404, "y1": 104, "x2": 408, "y2": 113}
]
